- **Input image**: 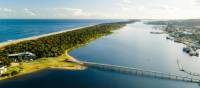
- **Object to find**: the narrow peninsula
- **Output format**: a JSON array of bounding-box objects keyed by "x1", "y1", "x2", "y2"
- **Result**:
[{"x1": 0, "y1": 20, "x2": 137, "y2": 80}]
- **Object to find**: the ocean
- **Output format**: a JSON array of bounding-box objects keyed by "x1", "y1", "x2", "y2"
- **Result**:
[
  {"x1": 0, "y1": 21, "x2": 199, "y2": 88},
  {"x1": 0, "y1": 19, "x2": 120, "y2": 42}
]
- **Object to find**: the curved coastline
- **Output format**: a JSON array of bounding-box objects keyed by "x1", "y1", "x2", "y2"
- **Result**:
[
  {"x1": 0, "y1": 25, "x2": 97, "y2": 80},
  {"x1": 0, "y1": 21, "x2": 135, "y2": 81},
  {"x1": 0, "y1": 25, "x2": 95, "y2": 49},
  {"x1": 0, "y1": 52, "x2": 85, "y2": 81}
]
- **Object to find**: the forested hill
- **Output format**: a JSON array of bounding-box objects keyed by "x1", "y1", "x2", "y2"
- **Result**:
[{"x1": 0, "y1": 20, "x2": 137, "y2": 66}]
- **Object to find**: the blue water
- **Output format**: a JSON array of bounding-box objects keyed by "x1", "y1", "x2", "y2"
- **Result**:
[
  {"x1": 69, "y1": 22, "x2": 200, "y2": 88},
  {"x1": 0, "y1": 19, "x2": 119, "y2": 42},
  {"x1": 0, "y1": 21, "x2": 200, "y2": 88},
  {"x1": 0, "y1": 68, "x2": 197, "y2": 88}
]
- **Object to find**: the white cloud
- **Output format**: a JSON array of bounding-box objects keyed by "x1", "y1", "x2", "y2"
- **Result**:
[
  {"x1": 194, "y1": 0, "x2": 200, "y2": 6},
  {"x1": 0, "y1": 8, "x2": 14, "y2": 18},
  {"x1": 1, "y1": 0, "x2": 200, "y2": 19},
  {"x1": 114, "y1": 0, "x2": 200, "y2": 19},
  {"x1": 0, "y1": 8, "x2": 13, "y2": 13},
  {"x1": 122, "y1": 0, "x2": 132, "y2": 4},
  {"x1": 148, "y1": 5, "x2": 180, "y2": 12},
  {"x1": 51, "y1": 7, "x2": 115, "y2": 19},
  {"x1": 23, "y1": 8, "x2": 36, "y2": 16},
  {"x1": 195, "y1": 0, "x2": 200, "y2": 3},
  {"x1": 0, "y1": 7, "x2": 112, "y2": 19},
  {"x1": 53, "y1": 8, "x2": 91, "y2": 17}
]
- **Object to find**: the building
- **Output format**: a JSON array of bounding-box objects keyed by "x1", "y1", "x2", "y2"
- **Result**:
[
  {"x1": 8, "y1": 52, "x2": 35, "y2": 62},
  {"x1": 182, "y1": 31, "x2": 192, "y2": 35},
  {"x1": 0, "y1": 66, "x2": 7, "y2": 74}
]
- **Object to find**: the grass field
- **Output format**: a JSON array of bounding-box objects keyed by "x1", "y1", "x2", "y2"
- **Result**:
[{"x1": 0, "y1": 52, "x2": 84, "y2": 80}]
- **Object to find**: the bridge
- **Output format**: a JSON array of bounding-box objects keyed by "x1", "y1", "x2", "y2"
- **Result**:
[{"x1": 80, "y1": 61, "x2": 200, "y2": 83}]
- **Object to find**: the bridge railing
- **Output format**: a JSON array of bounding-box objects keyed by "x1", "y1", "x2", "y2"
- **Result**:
[{"x1": 81, "y1": 61, "x2": 200, "y2": 83}]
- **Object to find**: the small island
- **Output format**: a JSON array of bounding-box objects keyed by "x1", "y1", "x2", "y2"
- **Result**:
[{"x1": 0, "y1": 20, "x2": 137, "y2": 80}]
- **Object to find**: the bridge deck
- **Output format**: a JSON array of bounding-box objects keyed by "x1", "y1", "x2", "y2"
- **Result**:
[{"x1": 81, "y1": 61, "x2": 200, "y2": 83}]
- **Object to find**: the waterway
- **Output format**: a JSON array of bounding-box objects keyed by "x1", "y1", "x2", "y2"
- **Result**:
[{"x1": 0, "y1": 21, "x2": 200, "y2": 88}]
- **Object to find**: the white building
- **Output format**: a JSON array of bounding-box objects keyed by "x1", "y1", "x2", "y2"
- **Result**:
[
  {"x1": 182, "y1": 31, "x2": 192, "y2": 35},
  {"x1": 8, "y1": 52, "x2": 35, "y2": 62},
  {"x1": 0, "y1": 66, "x2": 7, "y2": 74}
]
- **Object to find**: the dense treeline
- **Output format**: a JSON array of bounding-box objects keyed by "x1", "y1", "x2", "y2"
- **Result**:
[{"x1": 0, "y1": 20, "x2": 136, "y2": 66}]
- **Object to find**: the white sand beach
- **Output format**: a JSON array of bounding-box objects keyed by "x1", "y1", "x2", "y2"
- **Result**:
[{"x1": 0, "y1": 25, "x2": 95, "y2": 49}]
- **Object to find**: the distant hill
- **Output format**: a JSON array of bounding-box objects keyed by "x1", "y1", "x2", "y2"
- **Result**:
[
  {"x1": 181, "y1": 19, "x2": 200, "y2": 26},
  {"x1": 147, "y1": 19, "x2": 200, "y2": 26}
]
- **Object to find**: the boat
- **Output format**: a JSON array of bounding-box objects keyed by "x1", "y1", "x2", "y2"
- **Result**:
[
  {"x1": 177, "y1": 59, "x2": 184, "y2": 71},
  {"x1": 150, "y1": 31, "x2": 164, "y2": 34}
]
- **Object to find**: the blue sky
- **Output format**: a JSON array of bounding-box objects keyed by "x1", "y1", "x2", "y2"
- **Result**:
[{"x1": 0, "y1": 0, "x2": 200, "y2": 19}]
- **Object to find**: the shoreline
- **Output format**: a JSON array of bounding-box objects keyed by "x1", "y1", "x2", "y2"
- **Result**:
[
  {"x1": 0, "y1": 24, "x2": 95, "y2": 49},
  {"x1": 149, "y1": 24, "x2": 200, "y2": 57},
  {"x1": 0, "y1": 25, "x2": 95, "y2": 80},
  {"x1": 147, "y1": 21, "x2": 200, "y2": 57},
  {"x1": 0, "y1": 52, "x2": 86, "y2": 81},
  {"x1": 0, "y1": 21, "x2": 133, "y2": 81}
]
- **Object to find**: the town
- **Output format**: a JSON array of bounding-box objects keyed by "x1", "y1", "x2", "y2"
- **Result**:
[{"x1": 148, "y1": 20, "x2": 200, "y2": 57}]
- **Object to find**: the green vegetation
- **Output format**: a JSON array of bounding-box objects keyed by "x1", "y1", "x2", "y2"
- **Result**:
[
  {"x1": 0, "y1": 20, "x2": 137, "y2": 79},
  {"x1": 1, "y1": 66, "x2": 21, "y2": 77},
  {"x1": 0, "y1": 55, "x2": 80, "y2": 80},
  {"x1": 0, "y1": 22, "x2": 129, "y2": 64}
]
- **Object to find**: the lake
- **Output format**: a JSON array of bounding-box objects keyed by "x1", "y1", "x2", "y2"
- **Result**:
[{"x1": 0, "y1": 21, "x2": 200, "y2": 88}]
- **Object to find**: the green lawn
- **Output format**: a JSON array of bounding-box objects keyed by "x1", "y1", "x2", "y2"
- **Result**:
[{"x1": 0, "y1": 53, "x2": 82, "y2": 80}]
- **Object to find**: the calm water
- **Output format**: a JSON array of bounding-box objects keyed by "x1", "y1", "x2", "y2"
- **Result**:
[
  {"x1": 69, "y1": 22, "x2": 200, "y2": 88},
  {"x1": 0, "y1": 68, "x2": 197, "y2": 88},
  {"x1": 0, "y1": 19, "x2": 119, "y2": 42},
  {"x1": 0, "y1": 21, "x2": 200, "y2": 88}
]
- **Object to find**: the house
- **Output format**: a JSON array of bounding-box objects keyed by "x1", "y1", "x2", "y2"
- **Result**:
[
  {"x1": 182, "y1": 31, "x2": 192, "y2": 35},
  {"x1": 8, "y1": 52, "x2": 35, "y2": 62},
  {"x1": 0, "y1": 66, "x2": 7, "y2": 74}
]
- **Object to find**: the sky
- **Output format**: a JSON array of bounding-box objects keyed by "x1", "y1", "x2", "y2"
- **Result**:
[{"x1": 0, "y1": 0, "x2": 200, "y2": 19}]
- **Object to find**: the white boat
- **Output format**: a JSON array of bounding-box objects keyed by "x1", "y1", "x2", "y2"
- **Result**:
[{"x1": 177, "y1": 59, "x2": 184, "y2": 71}]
